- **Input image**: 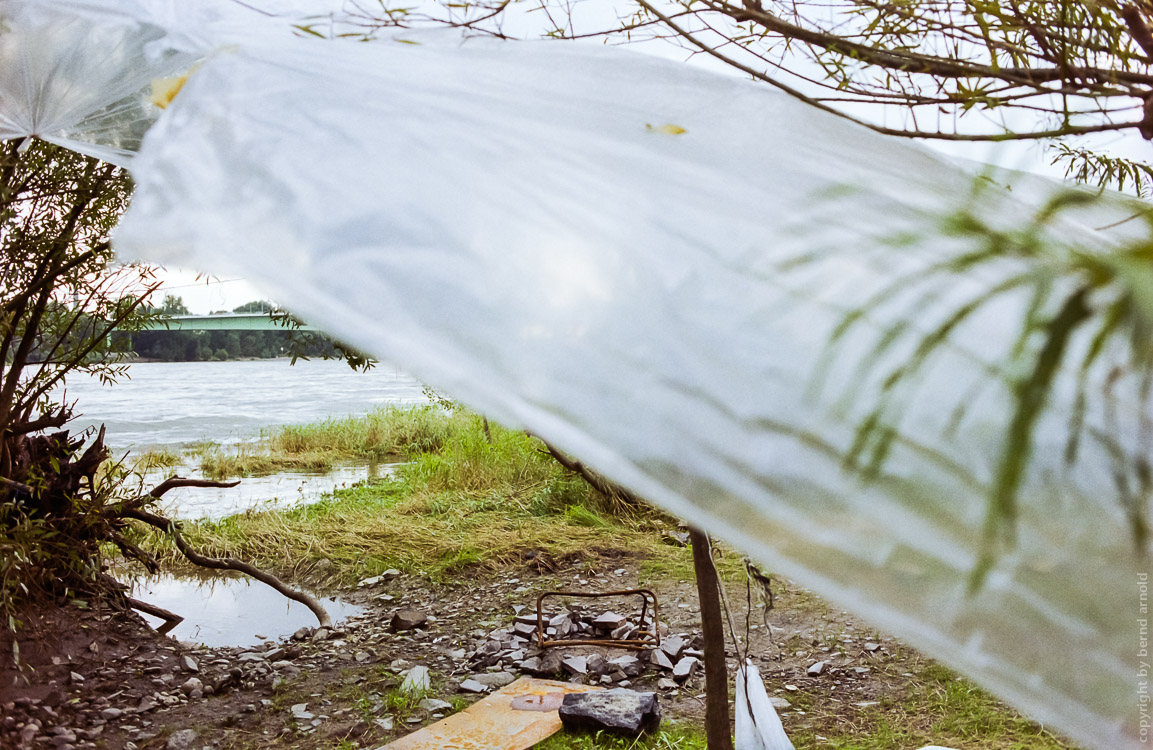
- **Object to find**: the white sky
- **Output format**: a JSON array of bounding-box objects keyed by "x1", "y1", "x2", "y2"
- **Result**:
[{"x1": 146, "y1": 0, "x2": 1153, "y2": 313}]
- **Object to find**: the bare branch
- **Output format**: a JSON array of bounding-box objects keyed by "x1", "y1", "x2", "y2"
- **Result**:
[{"x1": 124, "y1": 508, "x2": 332, "y2": 628}]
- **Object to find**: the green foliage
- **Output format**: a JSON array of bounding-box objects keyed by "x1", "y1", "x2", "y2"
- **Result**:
[
  {"x1": 809, "y1": 179, "x2": 1153, "y2": 582},
  {"x1": 565, "y1": 503, "x2": 610, "y2": 527},
  {"x1": 1051, "y1": 144, "x2": 1153, "y2": 199},
  {"x1": 0, "y1": 140, "x2": 164, "y2": 639},
  {"x1": 273, "y1": 405, "x2": 458, "y2": 460},
  {"x1": 141, "y1": 408, "x2": 674, "y2": 582}
]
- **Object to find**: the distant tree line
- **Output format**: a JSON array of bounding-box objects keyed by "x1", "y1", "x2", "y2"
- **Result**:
[{"x1": 126, "y1": 296, "x2": 345, "y2": 362}]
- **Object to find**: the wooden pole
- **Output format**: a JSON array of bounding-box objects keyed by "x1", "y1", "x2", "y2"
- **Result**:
[{"x1": 689, "y1": 527, "x2": 733, "y2": 750}]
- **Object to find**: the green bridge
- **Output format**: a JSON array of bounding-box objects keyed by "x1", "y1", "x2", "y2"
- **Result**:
[{"x1": 141, "y1": 313, "x2": 318, "y2": 332}]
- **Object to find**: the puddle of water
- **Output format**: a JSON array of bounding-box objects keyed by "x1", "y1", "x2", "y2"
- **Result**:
[
  {"x1": 129, "y1": 573, "x2": 364, "y2": 648},
  {"x1": 134, "y1": 461, "x2": 401, "y2": 520}
]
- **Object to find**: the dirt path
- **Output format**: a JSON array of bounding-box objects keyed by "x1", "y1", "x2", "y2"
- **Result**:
[{"x1": 0, "y1": 553, "x2": 1067, "y2": 750}]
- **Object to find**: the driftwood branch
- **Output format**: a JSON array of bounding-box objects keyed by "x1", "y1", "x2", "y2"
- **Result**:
[
  {"x1": 0, "y1": 475, "x2": 33, "y2": 494},
  {"x1": 120, "y1": 476, "x2": 242, "y2": 513},
  {"x1": 4, "y1": 411, "x2": 70, "y2": 437},
  {"x1": 109, "y1": 530, "x2": 160, "y2": 574},
  {"x1": 124, "y1": 508, "x2": 332, "y2": 628},
  {"x1": 125, "y1": 596, "x2": 184, "y2": 636},
  {"x1": 149, "y1": 476, "x2": 241, "y2": 498},
  {"x1": 534, "y1": 437, "x2": 644, "y2": 506}
]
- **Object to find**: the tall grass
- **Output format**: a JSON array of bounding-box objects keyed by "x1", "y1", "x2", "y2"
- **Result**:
[
  {"x1": 197, "y1": 405, "x2": 461, "y2": 479},
  {"x1": 270, "y1": 405, "x2": 460, "y2": 459},
  {"x1": 139, "y1": 410, "x2": 684, "y2": 581}
]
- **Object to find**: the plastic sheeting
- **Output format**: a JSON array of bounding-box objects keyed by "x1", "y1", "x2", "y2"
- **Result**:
[
  {"x1": 735, "y1": 663, "x2": 795, "y2": 750},
  {"x1": 2, "y1": 4, "x2": 1148, "y2": 748},
  {"x1": 0, "y1": 1, "x2": 205, "y2": 166}
]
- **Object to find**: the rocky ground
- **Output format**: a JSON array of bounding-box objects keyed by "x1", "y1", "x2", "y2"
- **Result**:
[{"x1": 0, "y1": 554, "x2": 1004, "y2": 750}]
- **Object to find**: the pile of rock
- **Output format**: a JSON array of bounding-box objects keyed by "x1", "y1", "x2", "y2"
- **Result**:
[{"x1": 463, "y1": 606, "x2": 703, "y2": 692}]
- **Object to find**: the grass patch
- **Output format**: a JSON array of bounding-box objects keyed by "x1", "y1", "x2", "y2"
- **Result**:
[
  {"x1": 197, "y1": 446, "x2": 334, "y2": 479},
  {"x1": 271, "y1": 405, "x2": 459, "y2": 458},
  {"x1": 784, "y1": 662, "x2": 1072, "y2": 749},
  {"x1": 132, "y1": 447, "x2": 183, "y2": 471},
  {"x1": 136, "y1": 411, "x2": 686, "y2": 583},
  {"x1": 192, "y1": 406, "x2": 467, "y2": 479}
]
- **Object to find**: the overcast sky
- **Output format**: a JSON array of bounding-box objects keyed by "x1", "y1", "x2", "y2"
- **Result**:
[{"x1": 146, "y1": 0, "x2": 1153, "y2": 313}]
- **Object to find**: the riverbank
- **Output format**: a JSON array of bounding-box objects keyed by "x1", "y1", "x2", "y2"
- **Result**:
[{"x1": 6, "y1": 410, "x2": 1077, "y2": 749}]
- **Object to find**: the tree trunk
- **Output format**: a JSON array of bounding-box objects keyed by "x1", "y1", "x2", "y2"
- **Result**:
[{"x1": 690, "y1": 526, "x2": 733, "y2": 750}]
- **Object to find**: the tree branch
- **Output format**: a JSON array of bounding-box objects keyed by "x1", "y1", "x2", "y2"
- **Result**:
[
  {"x1": 535, "y1": 436, "x2": 644, "y2": 506},
  {"x1": 636, "y1": 0, "x2": 1146, "y2": 141},
  {"x1": 124, "y1": 508, "x2": 332, "y2": 628}
]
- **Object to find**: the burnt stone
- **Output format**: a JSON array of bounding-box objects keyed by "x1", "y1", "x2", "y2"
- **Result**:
[{"x1": 558, "y1": 689, "x2": 660, "y2": 736}]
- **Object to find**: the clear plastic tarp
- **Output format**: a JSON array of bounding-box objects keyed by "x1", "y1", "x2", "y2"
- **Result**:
[
  {"x1": 0, "y1": 1, "x2": 205, "y2": 166},
  {"x1": 1, "y1": 4, "x2": 1149, "y2": 748}
]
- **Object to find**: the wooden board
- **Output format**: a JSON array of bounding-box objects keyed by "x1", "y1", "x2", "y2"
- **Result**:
[{"x1": 384, "y1": 677, "x2": 601, "y2": 750}]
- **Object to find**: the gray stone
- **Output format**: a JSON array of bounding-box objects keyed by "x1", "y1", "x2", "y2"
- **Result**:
[
  {"x1": 672, "y1": 656, "x2": 699, "y2": 682},
  {"x1": 390, "y1": 609, "x2": 429, "y2": 632},
  {"x1": 659, "y1": 636, "x2": 684, "y2": 660},
  {"x1": 400, "y1": 666, "x2": 431, "y2": 695},
  {"x1": 536, "y1": 650, "x2": 565, "y2": 676},
  {"x1": 648, "y1": 649, "x2": 674, "y2": 670},
  {"x1": 265, "y1": 646, "x2": 298, "y2": 662},
  {"x1": 458, "y1": 679, "x2": 489, "y2": 694},
  {"x1": 100, "y1": 708, "x2": 122, "y2": 720},
  {"x1": 610, "y1": 624, "x2": 635, "y2": 640},
  {"x1": 559, "y1": 689, "x2": 661, "y2": 736},
  {"x1": 291, "y1": 703, "x2": 314, "y2": 721},
  {"x1": 769, "y1": 696, "x2": 791, "y2": 709},
  {"x1": 656, "y1": 678, "x2": 677, "y2": 690},
  {"x1": 864, "y1": 642, "x2": 881, "y2": 652},
  {"x1": 358, "y1": 575, "x2": 384, "y2": 587},
  {"x1": 585, "y1": 654, "x2": 609, "y2": 675},
  {"x1": 608, "y1": 655, "x2": 644, "y2": 677},
  {"x1": 562, "y1": 655, "x2": 588, "y2": 676},
  {"x1": 181, "y1": 656, "x2": 198, "y2": 673},
  {"x1": 291, "y1": 627, "x2": 312, "y2": 642},
  {"x1": 807, "y1": 661, "x2": 826, "y2": 677},
  {"x1": 165, "y1": 729, "x2": 199, "y2": 750},
  {"x1": 374, "y1": 717, "x2": 394, "y2": 731},
  {"x1": 517, "y1": 656, "x2": 542, "y2": 673},
  {"x1": 179, "y1": 677, "x2": 203, "y2": 695},
  {"x1": 592, "y1": 612, "x2": 627, "y2": 630},
  {"x1": 468, "y1": 671, "x2": 516, "y2": 688},
  {"x1": 418, "y1": 698, "x2": 453, "y2": 713}
]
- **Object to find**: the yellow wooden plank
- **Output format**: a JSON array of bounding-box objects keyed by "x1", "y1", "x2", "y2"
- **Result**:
[{"x1": 384, "y1": 677, "x2": 602, "y2": 750}]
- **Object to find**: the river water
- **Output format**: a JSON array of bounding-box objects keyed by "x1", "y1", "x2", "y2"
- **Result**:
[
  {"x1": 65, "y1": 359, "x2": 427, "y2": 450},
  {"x1": 59, "y1": 359, "x2": 429, "y2": 518},
  {"x1": 58, "y1": 360, "x2": 418, "y2": 643}
]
